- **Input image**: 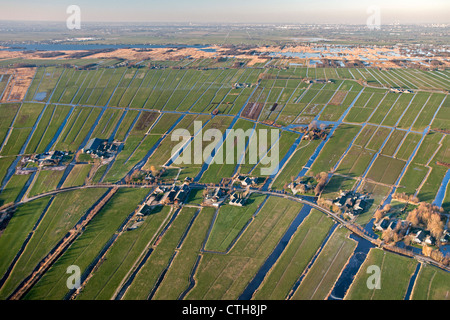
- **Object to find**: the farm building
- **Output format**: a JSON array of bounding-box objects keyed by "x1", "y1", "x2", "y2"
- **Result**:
[
  {"x1": 32, "y1": 150, "x2": 67, "y2": 166},
  {"x1": 83, "y1": 138, "x2": 120, "y2": 159},
  {"x1": 333, "y1": 191, "x2": 368, "y2": 218}
]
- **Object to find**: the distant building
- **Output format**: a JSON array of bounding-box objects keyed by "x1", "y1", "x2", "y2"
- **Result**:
[
  {"x1": 414, "y1": 230, "x2": 427, "y2": 244},
  {"x1": 229, "y1": 191, "x2": 246, "y2": 207},
  {"x1": 83, "y1": 138, "x2": 119, "y2": 159},
  {"x1": 240, "y1": 176, "x2": 257, "y2": 187},
  {"x1": 334, "y1": 191, "x2": 368, "y2": 218},
  {"x1": 374, "y1": 217, "x2": 390, "y2": 232},
  {"x1": 175, "y1": 184, "x2": 190, "y2": 203},
  {"x1": 140, "y1": 204, "x2": 156, "y2": 216},
  {"x1": 33, "y1": 150, "x2": 67, "y2": 166}
]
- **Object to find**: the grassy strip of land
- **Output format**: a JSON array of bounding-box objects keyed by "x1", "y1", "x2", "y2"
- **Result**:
[
  {"x1": 185, "y1": 197, "x2": 303, "y2": 300},
  {"x1": 0, "y1": 188, "x2": 107, "y2": 299},
  {"x1": 23, "y1": 188, "x2": 149, "y2": 300},
  {"x1": 153, "y1": 207, "x2": 216, "y2": 300},
  {"x1": 0, "y1": 174, "x2": 30, "y2": 207},
  {"x1": 291, "y1": 226, "x2": 357, "y2": 300},
  {"x1": 76, "y1": 205, "x2": 172, "y2": 300},
  {"x1": 123, "y1": 206, "x2": 199, "y2": 300},
  {"x1": 204, "y1": 194, "x2": 267, "y2": 252},
  {"x1": 253, "y1": 210, "x2": 334, "y2": 300},
  {"x1": 344, "y1": 248, "x2": 418, "y2": 300}
]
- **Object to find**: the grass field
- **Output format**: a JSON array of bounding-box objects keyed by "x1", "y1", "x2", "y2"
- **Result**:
[
  {"x1": 291, "y1": 226, "x2": 357, "y2": 300},
  {"x1": 0, "y1": 188, "x2": 108, "y2": 299},
  {"x1": 366, "y1": 155, "x2": 406, "y2": 185},
  {"x1": 153, "y1": 207, "x2": 216, "y2": 300},
  {"x1": 61, "y1": 164, "x2": 92, "y2": 188},
  {"x1": 77, "y1": 205, "x2": 173, "y2": 300},
  {"x1": 123, "y1": 206, "x2": 199, "y2": 300},
  {"x1": 25, "y1": 105, "x2": 71, "y2": 154},
  {"x1": 322, "y1": 175, "x2": 357, "y2": 199},
  {"x1": 271, "y1": 139, "x2": 321, "y2": 190},
  {"x1": 309, "y1": 124, "x2": 361, "y2": 175},
  {"x1": 0, "y1": 174, "x2": 30, "y2": 206},
  {"x1": 345, "y1": 248, "x2": 418, "y2": 300},
  {"x1": 253, "y1": 209, "x2": 335, "y2": 300},
  {"x1": 0, "y1": 104, "x2": 20, "y2": 146},
  {"x1": 185, "y1": 197, "x2": 303, "y2": 300},
  {"x1": 0, "y1": 63, "x2": 448, "y2": 301},
  {"x1": 0, "y1": 196, "x2": 51, "y2": 284},
  {"x1": 204, "y1": 194, "x2": 267, "y2": 252},
  {"x1": 411, "y1": 264, "x2": 450, "y2": 300},
  {"x1": 24, "y1": 188, "x2": 149, "y2": 300},
  {"x1": 336, "y1": 146, "x2": 375, "y2": 178}
]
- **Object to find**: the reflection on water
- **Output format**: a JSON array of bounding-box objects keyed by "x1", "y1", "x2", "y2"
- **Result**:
[{"x1": 328, "y1": 233, "x2": 374, "y2": 300}]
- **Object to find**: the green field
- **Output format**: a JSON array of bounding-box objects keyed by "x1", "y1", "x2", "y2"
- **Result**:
[
  {"x1": 253, "y1": 209, "x2": 335, "y2": 300},
  {"x1": 0, "y1": 197, "x2": 52, "y2": 284},
  {"x1": 291, "y1": 226, "x2": 357, "y2": 300},
  {"x1": 77, "y1": 205, "x2": 173, "y2": 300},
  {"x1": 24, "y1": 188, "x2": 149, "y2": 300},
  {"x1": 205, "y1": 194, "x2": 267, "y2": 252},
  {"x1": 345, "y1": 248, "x2": 418, "y2": 300},
  {"x1": 123, "y1": 206, "x2": 200, "y2": 300},
  {"x1": 411, "y1": 264, "x2": 450, "y2": 300},
  {"x1": 185, "y1": 197, "x2": 303, "y2": 300},
  {"x1": 0, "y1": 188, "x2": 108, "y2": 299},
  {"x1": 0, "y1": 61, "x2": 448, "y2": 301},
  {"x1": 309, "y1": 124, "x2": 361, "y2": 175}
]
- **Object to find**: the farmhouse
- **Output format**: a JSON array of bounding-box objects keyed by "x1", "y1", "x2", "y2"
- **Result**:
[
  {"x1": 413, "y1": 230, "x2": 436, "y2": 245},
  {"x1": 83, "y1": 138, "x2": 119, "y2": 159},
  {"x1": 161, "y1": 188, "x2": 178, "y2": 205},
  {"x1": 240, "y1": 176, "x2": 258, "y2": 187},
  {"x1": 374, "y1": 217, "x2": 391, "y2": 232},
  {"x1": 32, "y1": 150, "x2": 67, "y2": 166},
  {"x1": 440, "y1": 230, "x2": 449, "y2": 243},
  {"x1": 288, "y1": 181, "x2": 311, "y2": 195},
  {"x1": 203, "y1": 187, "x2": 227, "y2": 207},
  {"x1": 174, "y1": 183, "x2": 190, "y2": 203},
  {"x1": 229, "y1": 198, "x2": 245, "y2": 207},
  {"x1": 333, "y1": 191, "x2": 368, "y2": 218},
  {"x1": 229, "y1": 191, "x2": 247, "y2": 207}
]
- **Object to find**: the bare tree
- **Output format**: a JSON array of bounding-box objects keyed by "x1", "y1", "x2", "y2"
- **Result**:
[
  {"x1": 308, "y1": 120, "x2": 318, "y2": 131},
  {"x1": 406, "y1": 210, "x2": 420, "y2": 227},
  {"x1": 428, "y1": 213, "x2": 444, "y2": 239}
]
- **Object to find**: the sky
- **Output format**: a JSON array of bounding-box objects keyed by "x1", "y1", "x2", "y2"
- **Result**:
[{"x1": 0, "y1": 0, "x2": 449, "y2": 24}]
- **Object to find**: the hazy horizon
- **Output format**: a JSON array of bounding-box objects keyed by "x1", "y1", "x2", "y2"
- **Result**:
[{"x1": 1, "y1": 0, "x2": 449, "y2": 25}]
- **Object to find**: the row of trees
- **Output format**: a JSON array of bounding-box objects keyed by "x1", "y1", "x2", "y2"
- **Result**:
[
  {"x1": 392, "y1": 192, "x2": 419, "y2": 204},
  {"x1": 314, "y1": 172, "x2": 329, "y2": 196}
]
